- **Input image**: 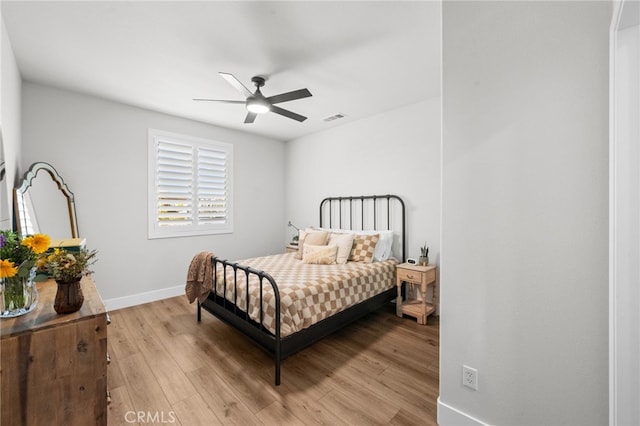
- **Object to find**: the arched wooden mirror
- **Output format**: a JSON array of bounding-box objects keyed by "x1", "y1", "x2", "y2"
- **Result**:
[
  {"x1": 0, "y1": 127, "x2": 10, "y2": 230},
  {"x1": 13, "y1": 162, "x2": 78, "y2": 239}
]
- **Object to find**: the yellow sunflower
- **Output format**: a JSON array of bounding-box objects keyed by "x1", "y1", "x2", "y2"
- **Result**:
[
  {"x1": 21, "y1": 234, "x2": 51, "y2": 255},
  {"x1": 0, "y1": 259, "x2": 18, "y2": 279},
  {"x1": 30, "y1": 234, "x2": 51, "y2": 254}
]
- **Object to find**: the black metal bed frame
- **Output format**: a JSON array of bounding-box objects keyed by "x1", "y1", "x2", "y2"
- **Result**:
[{"x1": 197, "y1": 194, "x2": 406, "y2": 385}]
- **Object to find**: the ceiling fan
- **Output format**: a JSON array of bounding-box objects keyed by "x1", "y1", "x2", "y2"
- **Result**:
[{"x1": 194, "y1": 72, "x2": 312, "y2": 124}]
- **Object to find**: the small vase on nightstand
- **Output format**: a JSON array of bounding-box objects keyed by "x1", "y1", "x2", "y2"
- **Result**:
[{"x1": 419, "y1": 243, "x2": 429, "y2": 266}]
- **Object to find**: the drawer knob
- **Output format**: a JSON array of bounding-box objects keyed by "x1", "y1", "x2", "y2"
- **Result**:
[{"x1": 407, "y1": 274, "x2": 414, "y2": 279}]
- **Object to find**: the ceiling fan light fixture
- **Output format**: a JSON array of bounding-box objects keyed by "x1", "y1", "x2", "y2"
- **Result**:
[
  {"x1": 246, "y1": 98, "x2": 271, "y2": 114},
  {"x1": 195, "y1": 73, "x2": 310, "y2": 123}
]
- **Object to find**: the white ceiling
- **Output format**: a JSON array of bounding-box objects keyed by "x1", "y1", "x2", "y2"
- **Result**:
[{"x1": 2, "y1": 1, "x2": 441, "y2": 141}]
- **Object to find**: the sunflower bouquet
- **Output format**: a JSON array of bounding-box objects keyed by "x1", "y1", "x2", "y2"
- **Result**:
[{"x1": 0, "y1": 230, "x2": 50, "y2": 316}]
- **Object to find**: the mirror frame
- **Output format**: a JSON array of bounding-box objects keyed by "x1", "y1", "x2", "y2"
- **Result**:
[
  {"x1": 0, "y1": 126, "x2": 10, "y2": 230},
  {"x1": 13, "y1": 162, "x2": 79, "y2": 238}
]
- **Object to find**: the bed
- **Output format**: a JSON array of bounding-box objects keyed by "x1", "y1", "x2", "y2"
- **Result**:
[{"x1": 195, "y1": 194, "x2": 406, "y2": 385}]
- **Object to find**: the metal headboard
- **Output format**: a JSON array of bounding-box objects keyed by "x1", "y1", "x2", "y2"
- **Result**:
[{"x1": 319, "y1": 194, "x2": 406, "y2": 262}]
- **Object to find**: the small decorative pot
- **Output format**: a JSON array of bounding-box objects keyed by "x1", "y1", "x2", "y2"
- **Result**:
[
  {"x1": 0, "y1": 267, "x2": 38, "y2": 318},
  {"x1": 54, "y1": 277, "x2": 84, "y2": 314},
  {"x1": 419, "y1": 256, "x2": 429, "y2": 266}
]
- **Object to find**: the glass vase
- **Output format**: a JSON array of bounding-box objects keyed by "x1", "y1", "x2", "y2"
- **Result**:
[{"x1": 0, "y1": 267, "x2": 38, "y2": 318}]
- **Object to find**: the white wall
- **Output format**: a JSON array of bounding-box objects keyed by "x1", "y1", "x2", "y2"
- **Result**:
[
  {"x1": 285, "y1": 98, "x2": 441, "y2": 265},
  {"x1": 610, "y1": 1, "x2": 640, "y2": 423},
  {"x1": 440, "y1": 2, "x2": 610, "y2": 425},
  {"x1": 21, "y1": 83, "x2": 285, "y2": 308},
  {"x1": 1, "y1": 17, "x2": 22, "y2": 230}
]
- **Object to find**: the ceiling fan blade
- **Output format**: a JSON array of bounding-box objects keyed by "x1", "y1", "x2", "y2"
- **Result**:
[
  {"x1": 266, "y1": 88, "x2": 312, "y2": 105},
  {"x1": 270, "y1": 105, "x2": 307, "y2": 122},
  {"x1": 244, "y1": 112, "x2": 257, "y2": 124},
  {"x1": 193, "y1": 98, "x2": 246, "y2": 104},
  {"x1": 219, "y1": 72, "x2": 253, "y2": 98}
]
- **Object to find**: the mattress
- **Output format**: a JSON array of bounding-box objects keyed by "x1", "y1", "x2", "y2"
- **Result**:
[{"x1": 213, "y1": 252, "x2": 398, "y2": 337}]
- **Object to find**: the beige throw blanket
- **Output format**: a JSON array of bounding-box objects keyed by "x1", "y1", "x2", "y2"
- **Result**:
[{"x1": 185, "y1": 251, "x2": 215, "y2": 304}]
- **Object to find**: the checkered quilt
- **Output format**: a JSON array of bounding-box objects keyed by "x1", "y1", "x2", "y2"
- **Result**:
[{"x1": 212, "y1": 253, "x2": 398, "y2": 337}]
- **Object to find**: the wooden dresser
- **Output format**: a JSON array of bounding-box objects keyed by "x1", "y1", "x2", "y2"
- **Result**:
[{"x1": 1, "y1": 276, "x2": 108, "y2": 425}]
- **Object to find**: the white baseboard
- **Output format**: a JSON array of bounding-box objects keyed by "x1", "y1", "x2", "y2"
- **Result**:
[
  {"x1": 103, "y1": 284, "x2": 184, "y2": 312},
  {"x1": 437, "y1": 397, "x2": 489, "y2": 426}
]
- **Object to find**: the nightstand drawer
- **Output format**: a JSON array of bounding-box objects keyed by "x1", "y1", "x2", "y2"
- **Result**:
[{"x1": 397, "y1": 267, "x2": 423, "y2": 284}]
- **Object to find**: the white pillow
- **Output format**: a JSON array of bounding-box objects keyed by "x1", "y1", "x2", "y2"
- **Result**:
[
  {"x1": 315, "y1": 228, "x2": 394, "y2": 261},
  {"x1": 327, "y1": 232, "x2": 355, "y2": 265}
]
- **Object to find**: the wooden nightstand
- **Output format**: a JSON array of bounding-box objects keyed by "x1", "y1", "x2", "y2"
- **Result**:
[
  {"x1": 286, "y1": 244, "x2": 298, "y2": 253},
  {"x1": 396, "y1": 263, "x2": 437, "y2": 325}
]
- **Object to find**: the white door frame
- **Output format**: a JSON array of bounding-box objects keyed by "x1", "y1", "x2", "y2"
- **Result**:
[{"x1": 609, "y1": 1, "x2": 640, "y2": 425}]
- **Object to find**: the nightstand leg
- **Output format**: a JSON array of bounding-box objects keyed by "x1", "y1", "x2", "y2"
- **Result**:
[
  {"x1": 420, "y1": 284, "x2": 428, "y2": 324},
  {"x1": 396, "y1": 279, "x2": 403, "y2": 317}
]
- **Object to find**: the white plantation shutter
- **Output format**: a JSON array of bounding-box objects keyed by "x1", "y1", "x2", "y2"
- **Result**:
[
  {"x1": 148, "y1": 129, "x2": 233, "y2": 238},
  {"x1": 196, "y1": 147, "x2": 228, "y2": 224},
  {"x1": 156, "y1": 140, "x2": 193, "y2": 227}
]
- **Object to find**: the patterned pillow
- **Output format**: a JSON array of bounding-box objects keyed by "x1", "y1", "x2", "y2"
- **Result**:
[
  {"x1": 302, "y1": 244, "x2": 338, "y2": 265},
  {"x1": 349, "y1": 233, "x2": 380, "y2": 263}
]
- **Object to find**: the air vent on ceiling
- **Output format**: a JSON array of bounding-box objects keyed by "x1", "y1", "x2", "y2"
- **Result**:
[{"x1": 323, "y1": 113, "x2": 346, "y2": 122}]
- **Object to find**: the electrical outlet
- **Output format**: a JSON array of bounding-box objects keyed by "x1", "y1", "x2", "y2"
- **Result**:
[{"x1": 462, "y1": 365, "x2": 478, "y2": 390}]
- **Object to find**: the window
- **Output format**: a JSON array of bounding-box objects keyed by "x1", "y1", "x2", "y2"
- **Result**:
[{"x1": 148, "y1": 129, "x2": 233, "y2": 239}]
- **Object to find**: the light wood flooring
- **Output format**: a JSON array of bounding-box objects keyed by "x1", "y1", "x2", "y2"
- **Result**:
[{"x1": 106, "y1": 296, "x2": 439, "y2": 425}]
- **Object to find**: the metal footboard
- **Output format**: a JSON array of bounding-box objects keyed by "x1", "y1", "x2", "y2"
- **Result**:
[{"x1": 197, "y1": 257, "x2": 282, "y2": 385}]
